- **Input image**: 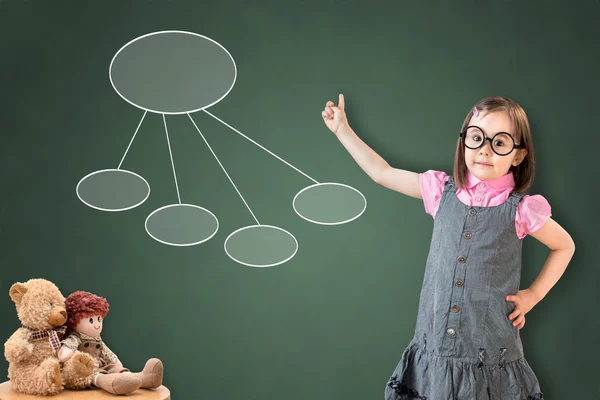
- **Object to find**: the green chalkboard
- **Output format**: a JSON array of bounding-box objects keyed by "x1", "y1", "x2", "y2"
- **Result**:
[{"x1": 1, "y1": 1, "x2": 598, "y2": 399}]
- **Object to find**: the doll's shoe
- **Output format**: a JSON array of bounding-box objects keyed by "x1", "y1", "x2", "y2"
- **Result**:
[
  {"x1": 132, "y1": 358, "x2": 163, "y2": 388},
  {"x1": 95, "y1": 373, "x2": 141, "y2": 395},
  {"x1": 71, "y1": 353, "x2": 95, "y2": 376}
]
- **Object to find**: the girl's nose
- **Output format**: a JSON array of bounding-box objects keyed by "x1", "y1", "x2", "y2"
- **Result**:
[{"x1": 479, "y1": 140, "x2": 492, "y2": 155}]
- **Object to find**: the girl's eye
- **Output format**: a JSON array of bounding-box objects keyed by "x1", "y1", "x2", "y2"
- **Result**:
[
  {"x1": 89, "y1": 318, "x2": 94, "y2": 324},
  {"x1": 97, "y1": 317, "x2": 101, "y2": 323},
  {"x1": 494, "y1": 140, "x2": 505, "y2": 147}
]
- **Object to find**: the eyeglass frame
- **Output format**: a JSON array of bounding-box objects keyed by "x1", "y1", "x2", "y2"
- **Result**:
[{"x1": 459, "y1": 125, "x2": 525, "y2": 156}]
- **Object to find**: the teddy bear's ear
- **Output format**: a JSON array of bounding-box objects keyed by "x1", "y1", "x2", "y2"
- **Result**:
[{"x1": 9, "y1": 283, "x2": 28, "y2": 305}]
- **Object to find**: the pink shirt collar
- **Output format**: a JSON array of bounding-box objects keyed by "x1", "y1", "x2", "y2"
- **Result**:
[{"x1": 465, "y1": 170, "x2": 515, "y2": 190}]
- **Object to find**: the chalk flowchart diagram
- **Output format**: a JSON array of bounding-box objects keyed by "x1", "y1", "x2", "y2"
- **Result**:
[{"x1": 76, "y1": 31, "x2": 367, "y2": 267}]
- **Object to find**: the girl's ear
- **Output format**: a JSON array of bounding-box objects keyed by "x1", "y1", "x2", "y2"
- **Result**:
[{"x1": 512, "y1": 149, "x2": 528, "y2": 166}]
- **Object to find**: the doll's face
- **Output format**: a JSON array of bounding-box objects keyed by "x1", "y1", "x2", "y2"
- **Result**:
[{"x1": 75, "y1": 314, "x2": 103, "y2": 337}]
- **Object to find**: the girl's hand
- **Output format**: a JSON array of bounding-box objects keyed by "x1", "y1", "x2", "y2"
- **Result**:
[
  {"x1": 322, "y1": 94, "x2": 349, "y2": 135},
  {"x1": 506, "y1": 289, "x2": 540, "y2": 330}
]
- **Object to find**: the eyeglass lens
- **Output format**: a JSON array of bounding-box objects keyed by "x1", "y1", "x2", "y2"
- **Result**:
[{"x1": 464, "y1": 127, "x2": 514, "y2": 155}]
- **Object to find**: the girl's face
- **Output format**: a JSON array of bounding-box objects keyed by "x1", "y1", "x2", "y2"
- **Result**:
[
  {"x1": 75, "y1": 314, "x2": 103, "y2": 337},
  {"x1": 464, "y1": 110, "x2": 527, "y2": 181}
]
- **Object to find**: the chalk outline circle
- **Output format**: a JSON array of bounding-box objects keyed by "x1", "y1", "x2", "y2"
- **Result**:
[
  {"x1": 109, "y1": 30, "x2": 237, "y2": 115},
  {"x1": 292, "y1": 182, "x2": 367, "y2": 225},
  {"x1": 224, "y1": 225, "x2": 298, "y2": 267},
  {"x1": 76, "y1": 168, "x2": 151, "y2": 212},
  {"x1": 145, "y1": 203, "x2": 219, "y2": 246}
]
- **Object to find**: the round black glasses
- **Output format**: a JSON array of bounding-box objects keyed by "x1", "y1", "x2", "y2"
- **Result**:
[{"x1": 459, "y1": 126, "x2": 524, "y2": 156}]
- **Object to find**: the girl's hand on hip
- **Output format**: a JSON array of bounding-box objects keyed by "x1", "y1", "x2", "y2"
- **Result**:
[
  {"x1": 506, "y1": 289, "x2": 540, "y2": 330},
  {"x1": 322, "y1": 93, "x2": 349, "y2": 135}
]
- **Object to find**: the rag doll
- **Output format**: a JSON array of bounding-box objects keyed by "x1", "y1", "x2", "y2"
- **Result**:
[{"x1": 58, "y1": 290, "x2": 163, "y2": 395}]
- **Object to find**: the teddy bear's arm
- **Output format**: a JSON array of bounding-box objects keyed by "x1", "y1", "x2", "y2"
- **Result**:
[{"x1": 4, "y1": 328, "x2": 34, "y2": 363}]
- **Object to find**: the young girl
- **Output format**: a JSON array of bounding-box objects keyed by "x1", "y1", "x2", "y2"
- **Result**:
[{"x1": 322, "y1": 95, "x2": 575, "y2": 399}]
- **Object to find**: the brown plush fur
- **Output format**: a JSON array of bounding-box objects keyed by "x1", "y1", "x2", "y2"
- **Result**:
[
  {"x1": 4, "y1": 279, "x2": 67, "y2": 395},
  {"x1": 4, "y1": 279, "x2": 97, "y2": 395},
  {"x1": 61, "y1": 352, "x2": 97, "y2": 389}
]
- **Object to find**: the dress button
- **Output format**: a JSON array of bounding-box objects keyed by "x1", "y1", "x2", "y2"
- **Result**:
[
  {"x1": 469, "y1": 208, "x2": 477, "y2": 216},
  {"x1": 464, "y1": 232, "x2": 472, "y2": 239},
  {"x1": 456, "y1": 280, "x2": 463, "y2": 287},
  {"x1": 475, "y1": 197, "x2": 481, "y2": 202},
  {"x1": 447, "y1": 328, "x2": 456, "y2": 337},
  {"x1": 451, "y1": 305, "x2": 460, "y2": 312},
  {"x1": 458, "y1": 255, "x2": 466, "y2": 263}
]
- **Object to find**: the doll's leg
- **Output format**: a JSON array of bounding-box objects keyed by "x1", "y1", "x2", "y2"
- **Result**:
[
  {"x1": 62, "y1": 351, "x2": 96, "y2": 389},
  {"x1": 8, "y1": 358, "x2": 62, "y2": 395},
  {"x1": 94, "y1": 371, "x2": 141, "y2": 395},
  {"x1": 128, "y1": 358, "x2": 163, "y2": 389}
]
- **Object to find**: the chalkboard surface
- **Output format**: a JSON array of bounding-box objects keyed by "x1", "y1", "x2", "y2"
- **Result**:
[{"x1": 1, "y1": 1, "x2": 597, "y2": 399}]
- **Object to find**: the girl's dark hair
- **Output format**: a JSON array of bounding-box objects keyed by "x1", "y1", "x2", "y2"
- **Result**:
[{"x1": 453, "y1": 96, "x2": 535, "y2": 193}]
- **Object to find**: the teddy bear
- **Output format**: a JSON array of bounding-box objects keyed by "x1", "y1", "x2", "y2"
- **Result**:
[
  {"x1": 4, "y1": 278, "x2": 95, "y2": 396},
  {"x1": 58, "y1": 290, "x2": 164, "y2": 395}
]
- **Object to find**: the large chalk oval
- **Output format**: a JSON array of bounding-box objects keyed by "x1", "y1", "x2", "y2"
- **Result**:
[
  {"x1": 224, "y1": 225, "x2": 298, "y2": 267},
  {"x1": 145, "y1": 204, "x2": 219, "y2": 246},
  {"x1": 109, "y1": 31, "x2": 236, "y2": 114},
  {"x1": 76, "y1": 169, "x2": 150, "y2": 211},
  {"x1": 293, "y1": 183, "x2": 366, "y2": 225}
]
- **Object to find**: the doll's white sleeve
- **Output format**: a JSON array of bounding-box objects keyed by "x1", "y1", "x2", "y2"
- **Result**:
[{"x1": 61, "y1": 333, "x2": 81, "y2": 350}]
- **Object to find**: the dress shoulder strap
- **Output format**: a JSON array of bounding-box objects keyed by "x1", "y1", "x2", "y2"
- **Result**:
[
  {"x1": 506, "y1": 190, "x2": 526, "y2": 207},
  {"x1": 443, "y1": 175, "x2": 457, "y2": 193}
]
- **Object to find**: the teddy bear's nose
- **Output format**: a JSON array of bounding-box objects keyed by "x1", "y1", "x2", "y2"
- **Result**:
[{"x1": 60, "y1": 311, "x2": 67, "y2": 318}]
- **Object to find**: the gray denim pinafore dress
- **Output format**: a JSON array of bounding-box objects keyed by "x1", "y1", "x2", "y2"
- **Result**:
[{"x1": 385, "y1": 176, "x2": 544, "y2": 400}]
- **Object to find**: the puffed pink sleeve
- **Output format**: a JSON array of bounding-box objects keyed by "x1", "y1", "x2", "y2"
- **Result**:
[
  {"x1": 515, "y1": 194, "x2": 552, "y2": 239},
  {"x1": 418, "y1": 170, "x2": 449, "y2": 218}
]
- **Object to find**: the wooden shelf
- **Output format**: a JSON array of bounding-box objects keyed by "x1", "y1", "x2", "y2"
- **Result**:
[{"x1": 0, "y1": 381, "x2": 170, "y2": 399}]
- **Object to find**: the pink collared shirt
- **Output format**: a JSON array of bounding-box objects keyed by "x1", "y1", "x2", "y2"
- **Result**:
[{"x1": 418, "y1": 170, "x2": 551, "y2": 239}]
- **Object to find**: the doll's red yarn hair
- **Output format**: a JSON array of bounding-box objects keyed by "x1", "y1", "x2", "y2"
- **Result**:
[{"x1": 65, "y1": 291, "x2": 110, "y2": 330}]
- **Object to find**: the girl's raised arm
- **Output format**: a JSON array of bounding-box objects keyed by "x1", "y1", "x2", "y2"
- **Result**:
[
  {"x1": 322, "y1": 94, "x2": 422, "y2": 199},
  {"x1": 377, "y1": 166, "x2": 422, "y2": 199}
]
